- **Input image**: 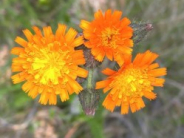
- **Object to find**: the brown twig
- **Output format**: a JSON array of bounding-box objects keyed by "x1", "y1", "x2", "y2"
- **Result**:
[{"x1": 64, "y1": 122, "x2": 82, "y2": 138}]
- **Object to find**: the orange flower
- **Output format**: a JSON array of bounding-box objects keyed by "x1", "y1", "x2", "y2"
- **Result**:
[
  {"x1": 96, "y1": 50, "x2": 167, "y2": 114},
  {"x1": 80, "y1": 9, "x2": 133, "y2": 65},
  {"x1": 11, "y1": 24, "x2": 88, "y2": 105}
]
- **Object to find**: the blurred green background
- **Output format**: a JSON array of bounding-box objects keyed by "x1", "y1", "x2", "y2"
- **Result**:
[{"x1": 0, "y1": 0, "x2": 184, "y2": 138}]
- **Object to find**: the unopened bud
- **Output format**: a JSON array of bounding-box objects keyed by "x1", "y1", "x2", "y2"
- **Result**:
[
  {"x1": 131, "y1": 23, "x2": 153, "y2": 44},
  {"x1": 78, "y1": 89, "x2": 100, "y2": 116}
]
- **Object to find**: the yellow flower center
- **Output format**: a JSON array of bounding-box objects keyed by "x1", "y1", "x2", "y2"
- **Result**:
[
  {"x1": 29, "y1": 42, "x2": 71, "y2": 85},
  {"x1": 101, "y1": 28, "x2": 119, "y2": 48},
  {"x1": 110, "y1": 67, "x2": 151, "y2": 98}
]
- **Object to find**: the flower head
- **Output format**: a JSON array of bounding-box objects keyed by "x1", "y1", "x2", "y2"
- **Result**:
[
  {"x1": 11, "y1": 24, "x2": 88, "y2": 105},
  {"x1": 80, "y1": 9, "x2": 133, "y2": 65},
  {"x1": 96, "y1": 50, "x2": 167, "y2": 114}
]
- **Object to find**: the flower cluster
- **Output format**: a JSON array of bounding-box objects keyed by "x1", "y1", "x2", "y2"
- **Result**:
[
  {"x1": 80, "y1": 9, "x2": 166, "y2": 114},
  {"x1": 11, "y1": 9, "x2": 166, "y2": 114}
]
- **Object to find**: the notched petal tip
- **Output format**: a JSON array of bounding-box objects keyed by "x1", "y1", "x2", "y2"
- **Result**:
[{"x1": 80, "y1": 20, "x2": 91, "y2": 30}]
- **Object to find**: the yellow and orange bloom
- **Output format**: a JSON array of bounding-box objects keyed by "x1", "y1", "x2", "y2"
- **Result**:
[
  {"x1": 96, "y1": 50, "x2": 167, "y2": 114},
  {"x1": 11, "y1": 24, "x2": 88, "y2": 105},
  {"x1": 80, "y1": 9, "x2": 133, "y2": 65}
]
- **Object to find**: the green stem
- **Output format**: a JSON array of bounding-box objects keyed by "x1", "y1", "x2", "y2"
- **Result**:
[{"x1": 87, "y1": 69, "x2": 93, "y2": 91}]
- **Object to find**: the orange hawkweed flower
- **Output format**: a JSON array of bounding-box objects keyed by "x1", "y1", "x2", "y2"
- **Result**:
[
  {"x1": 96, "y1": 50, "x2": 167, "y2": 114},
  {"x1": 80, "y1": 9, "x2": 133, "y2": 65},
  {"x1": 11, "y1": 24, "x2": 88, "y2": 105}
]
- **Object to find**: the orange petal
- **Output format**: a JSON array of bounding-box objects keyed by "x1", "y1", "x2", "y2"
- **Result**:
[
  {"x1": 136, "y1": 98, "x2": 145, "y2": 110},
  {"x1": 120, "y1": 31, "x2": 133, "y2": 38},
  {"x1": 11, "y1": 72, "x2": 26, "y2": 83},
  {"x1": 13, "y1": 57, "x2": 27, "y2": 64},
  {"x1": 84, "y1": 41, "x2": 92, "y2": 48},
  {"x1": 74, "y1": 58, "x2": 85, "y2": 65},
  {"x1": 91, "y1": 47, "x2": 101, "y2": 56},
  {"x1": 103, "y1": 86, "x2": 111, "y2": 93},
  {"x1": 22, "y1": 81, "x2": 34, "y2": 93},
  {"x1": 121, "y1": 102, "x2": 129, "y2": 114},
  {"x1": 12, "y1": 64, "x2": 23, "y2": 72},
  {"x1": 112, "y1": 10, "x2": 122, "y2": 21},
  {"x1": 55, "y1": 24, "x2": 66, "y2": 39},
  {"x1": 39, "y1": 92, "x2": 49, "y2": 105},
  {"x1": 72, "y1": 50, "x2": 84, "y2": 59},
  {"x1": 111, "y1": 90, "x2": 119, "y2": 101},
  {"x1": 32, "y1": 26, "x2": 42, "y2": 37},
  {"x1": 151, "y1": 78, "x2": 165, "y2": 87},
  {"x1": 143, "y1": 91, "x2": 157, "y2": 100},
  {"x1": 65, "y1": 28, "x2": 77, "y2": 43},
  {"x1": 103, "y1": 95, "x2": 116, "y2": 112},
  {"x1": 149, "y1": 68, "x2": 167, "y2": 77},
  {"x1": 105, "y1": 9, "x2": 112, "y2": 19},
  {"x1": 118, "y1": 45, "x2": 132, "y2": 54},
  {"x1": 130, "y1": 103, "x2": 137, "y2": 113},
  {"x1": 109, "y1": 87, "x2": 118, "y2": 95},
  {"x1": 123, "y1": 39, "x2": 133, "y2": 47},
  {"x1": 139, "y1": 51, "x2": 158, "y2": 66},
  {"x1": 60, "y1": 89, "x2": 69, "y2": 102},
  {"x1": 76, "y1": 67, "x2": 88, "y2": 78},
  {"x1": 48, "y1": 93, "x2": 57, "y2": 105},
  {"x1": 28, "y1": 86, "x2": 39, "y2": 99},
  {"x1": 96, "y1": 80, "x2": 111, "y2": 89},
  {"x1": 15, "y1": 37, "x2": 27, "y2": 47},
  {"x1": 23, "y1": 29, "x2": 33, "y2": 42},
  {"x1": 106, "y1": 49, "x2": 113, "y2": 61},
  {"x1": 67, "y1": 76, "x2": 83, "y2": 94},
  {"x1": 80, "y1": 20, "x2": 91, "y2": 30},
  {"x1": 149, "y1": 63, "x2": 159, "y2": 70},
  {"x1": 95, "y1": 51, "x2": 105, "y2": 62},
  {"x1": 71, "y1": 36, "x2": 84, "y2": 47},
  {"x1": 121, "y1": 17, "x2": 131, "y2": 26},
  {"x1": 102, "y1": 68, "x2": 116, "y2": 76},
  {"x1": 66, "y1": 83, "x2": 74, "y2": 95},
  {"x1": 11, "y1": 47, "x2": 25, "y2": 55},
  {"x1": 94, "y1": 10, "x2": 104, "y2": 20},
  {"x1": 33, "y1": 35, "x2": 42, "y2": 46},
  {"x1": 114, "y1": 54, "x2": 125, "y2": 66},
  {"x1": 43, "y1": 26, "x2": 53, "y2": 38}
]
